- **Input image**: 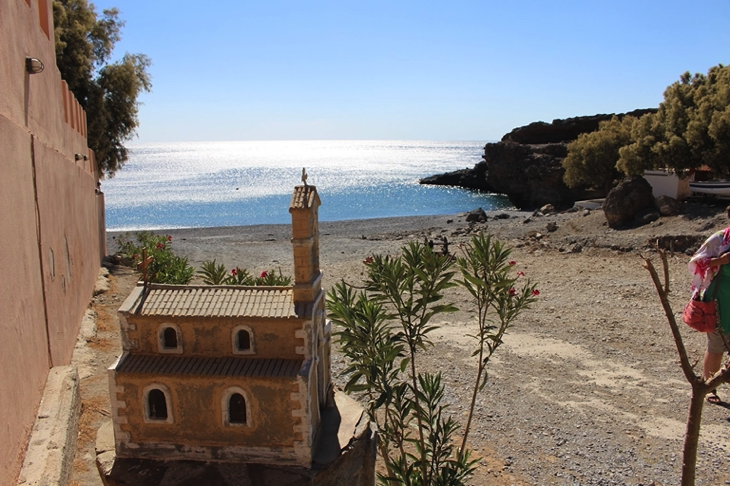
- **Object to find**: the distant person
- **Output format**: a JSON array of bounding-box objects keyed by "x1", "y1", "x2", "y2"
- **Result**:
[{"x1": 688, "y1": 226, "x2": 730, "y2": 404}]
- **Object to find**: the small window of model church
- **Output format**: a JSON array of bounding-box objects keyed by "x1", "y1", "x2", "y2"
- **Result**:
[
  {"x1": 229, "y1": 393, "x2": 247, "y2": 424},
  {"x1": 222, "y1": 387, "x2": 251, "y2": 427},
  {"x1": 232, "y1": 326, "x2": 255, "y2": 355},
  {"x1": 158, "y1": 324, "x2": 183, "y2": 354},
  {"x1": 237, "y1": 330, "x2": 250, "y2": 351},
  {"x1": 163, "y1": 327, "x2": 177, "y2": 348},
  {"x1": 143, "y1": 384, "x2": 173, "y2": 424},
  {"x1": 148, "y1": 389, "x2": 167, "y2": 419}
]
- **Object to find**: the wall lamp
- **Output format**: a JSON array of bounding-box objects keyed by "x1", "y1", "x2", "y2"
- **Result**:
[
  {"x1": 74, "y1": 153, "x2": 88, "y2": 161},
  {"x1": 26, "y1": 57, "x2": 44, "y2": 74}
]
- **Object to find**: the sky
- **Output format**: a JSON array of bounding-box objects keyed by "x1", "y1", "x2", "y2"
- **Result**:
[{"x1": 89, "y1": 0, "x2": 730, "y2": 143}]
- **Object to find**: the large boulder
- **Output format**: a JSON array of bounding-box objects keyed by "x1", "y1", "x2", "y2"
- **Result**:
[{"x1": 603, "y1": 176, "x2": 657, "y2": 228}]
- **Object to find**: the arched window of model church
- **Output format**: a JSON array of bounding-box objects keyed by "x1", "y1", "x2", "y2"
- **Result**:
[
  {"x1": 163, "y1": 327, "x2": 178, "y2": 348},
  {"x1": 148, "y1": 389, "x2": 168, "y2": 420},
  {"x1": 236, "y1": 329, "x2": 251, "y2": 351},
  {"x1": 228, "y1": 393, "x2": 247, "y2": 424},
  {"x1": 231, "y1": 326, "x2": 254, "y2": 355},
  {"x1": 158, "y1": 324, "x2": 182, "y2": 354}
]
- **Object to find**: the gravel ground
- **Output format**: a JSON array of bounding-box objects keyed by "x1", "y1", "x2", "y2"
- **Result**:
[{"x1": 72, "y1": 200, "x2": 730, "y2": 485}]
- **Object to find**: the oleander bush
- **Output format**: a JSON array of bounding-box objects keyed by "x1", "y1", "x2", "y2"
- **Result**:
[
  {"x1": 115, "y1": 232, "x2": 194, "y2": 284},
  {"x1": 326, "y1": 234, "x2": 538, "y2": 485}
]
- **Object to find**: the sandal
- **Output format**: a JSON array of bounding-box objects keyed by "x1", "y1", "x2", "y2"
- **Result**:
[{"x1": 707, "y1": 389, "x2": 722, "y2": 405}]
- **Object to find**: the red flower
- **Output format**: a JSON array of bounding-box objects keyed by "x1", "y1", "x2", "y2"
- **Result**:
[
  {"x1": 363, "y1": 256, "x2": 374, "y2": 265},
  {"x1": 156, "y1": 242, "x2": 164, "y2": 249},
  {"x1": 532, "y1": 289, "x2": 540, "y2": 296},
  {"x1": 509, "y1": 260, "x2": 517, "y2": 266},
  {"x1": 167, "y1": 235, "x2": 172, "y2": 241},
  {"x1": 260, "y1": 271, "x2": 269, "y2": 278},
  {"x1": 517, "y1": 271, "x2": 525, "y2": 277},
  {"x1": 508, "y1": 288, "x2": 516, "y2": 296},
  {"x1": 231, "y1": 268, "x2": 237, "y2": 276},
  {"x1": 132, "y1": 254, "x2": 139, "y2": 259}
]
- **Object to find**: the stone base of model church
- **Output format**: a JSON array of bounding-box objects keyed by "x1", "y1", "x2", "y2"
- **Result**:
[{"x1": 95, "y1": 390, "x2": 377, "y2": 486}]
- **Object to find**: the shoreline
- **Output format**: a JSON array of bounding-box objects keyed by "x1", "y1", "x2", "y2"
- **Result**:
[{"x1": 107, "y1": 209, "x2": 531, "y2": 245}]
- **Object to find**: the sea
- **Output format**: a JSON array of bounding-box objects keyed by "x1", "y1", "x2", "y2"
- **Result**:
[{"x1": 102, "y1": 140, "x2": 512, "y2": 232}]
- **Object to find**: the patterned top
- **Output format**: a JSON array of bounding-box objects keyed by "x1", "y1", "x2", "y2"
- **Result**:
[{"x1": 689, "y1": 227, "x2": 730, "y2": 297}]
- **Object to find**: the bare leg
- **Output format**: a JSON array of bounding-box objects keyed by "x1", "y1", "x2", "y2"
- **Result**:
[{"x1": 703, "y1": 350, "x2": 723, "y2": 380}]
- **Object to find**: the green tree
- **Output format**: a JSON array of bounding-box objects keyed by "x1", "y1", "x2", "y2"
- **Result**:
[
  {"x1": 563, "y1": 116, "x2": 636, "y2": 192},
  {"x1": 618, "y1": 64, "x2": 730, "y2": 176},
  {"x1": 53, "y1": 0, "x2": 151, "y2": 177}
]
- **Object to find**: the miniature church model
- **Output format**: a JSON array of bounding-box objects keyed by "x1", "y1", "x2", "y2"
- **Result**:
[{"x1": 108, "y1": 183, "x2": 330, "y2": 467}]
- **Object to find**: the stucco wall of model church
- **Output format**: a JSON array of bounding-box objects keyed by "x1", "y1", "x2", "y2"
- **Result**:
[
  {"x1": 0, "y1": 1, "x2": 102, "y2": 483},
  {"x1": 114, "y1": 374, "x2": 304, "y2": 458},
  {"x1": 123, "y1": 315, "x2": 305, "y2": 358}
]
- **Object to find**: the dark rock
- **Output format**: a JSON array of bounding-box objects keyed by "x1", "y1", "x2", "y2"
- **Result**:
[
  {"x1": 546, "y1": 222, "x2": 558, "y2": 232},
  {"x1": 540, "y1": 204, "x2": 556, "y2": 215},
  {"x1": 419, "y1": 161, "x2": 492, "y2": 191},
  {"x1": 603, "y1": 176, "x2": 657, "y2": 228},
  {"x1": 635, "y1": 210, "x2": 660, "y2": 225},
  {"x1": 465, "y1": 208, "x2": 487, "y2": 223},
  {"x1": 656, "y1": 195, "x2": 681, "y2": 217},
  {"x1": 495, "y1": 213, "x2": 511, "y2": 219},
  {"x1": 483, "y1": 141, "x2": 576, "y2": 210}
]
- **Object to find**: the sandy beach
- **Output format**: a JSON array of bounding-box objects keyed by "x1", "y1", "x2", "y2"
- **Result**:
[{"x1": 73, "y1": 204, "x2": 730, "y2": 485}]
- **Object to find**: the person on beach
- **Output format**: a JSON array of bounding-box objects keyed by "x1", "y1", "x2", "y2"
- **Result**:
[{"x1": 688, "y1": 224, "x2": 730, "y2": 404}]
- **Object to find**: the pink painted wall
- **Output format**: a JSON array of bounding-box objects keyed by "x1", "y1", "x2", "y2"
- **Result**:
[{"x1": 0, "y1": 1, "x2": 103, "y2": 483}]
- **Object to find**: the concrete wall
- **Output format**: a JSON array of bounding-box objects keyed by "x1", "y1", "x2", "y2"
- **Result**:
[{"x1": 0, "y1": 1, "x2": 101, "y2": 483}]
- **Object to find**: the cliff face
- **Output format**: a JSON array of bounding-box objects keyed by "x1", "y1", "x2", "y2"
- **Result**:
[
  {"x1": 483, "y1": 142, "x2": 573, "y2": 209},
  {"x1": 421, "y1": 109, "x2": 657, "y2": 210}
]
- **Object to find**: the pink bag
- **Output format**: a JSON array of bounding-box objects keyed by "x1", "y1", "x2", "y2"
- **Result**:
[{"x1": 682, "y1": 298, "x2": 718, "y2": 333}]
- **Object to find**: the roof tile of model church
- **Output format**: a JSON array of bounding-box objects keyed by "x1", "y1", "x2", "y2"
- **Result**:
[
  {"x1": 116, "y1": 354, "x2": 302, "y2": 378},
  {"x1": 290, "y1": 185, "x2": 319, "y2": 209},
  {"x1": 131, "y1": 285, "x2": 297, "y2": 318}
]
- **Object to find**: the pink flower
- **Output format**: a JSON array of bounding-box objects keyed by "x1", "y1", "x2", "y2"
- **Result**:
[
  {"x1": 532, "y1": 289, "x2": 540, "y2": 296},
  {"x1": 517, "y1": 271, "x2": 525, "y2": 277},
  {"x1": 508, "y1": 288, "x2": 516, "y2": 296},
  {"x1": 509, "y1": 260, "x2": 517, "y2": 266},
  {"x1": 363, "y1": 256, "x2": 374, "y2": 265},
  {"x1": 260, "y1": 271, "x2": 269, "y2": 278}
]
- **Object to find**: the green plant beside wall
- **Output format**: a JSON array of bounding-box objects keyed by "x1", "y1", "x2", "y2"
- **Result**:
[{"x1": 115, "y1": 232, "x2": 194, "y2": 284}]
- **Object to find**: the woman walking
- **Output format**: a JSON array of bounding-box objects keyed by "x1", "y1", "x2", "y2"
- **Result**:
[{"x1": 689, "y1": 225, "x2": 730, "y2": 404}]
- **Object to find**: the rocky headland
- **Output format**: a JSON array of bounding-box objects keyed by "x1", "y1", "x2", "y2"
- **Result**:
[{"x1": 421, "y1": 109, "x2": 657, "y2": 210}]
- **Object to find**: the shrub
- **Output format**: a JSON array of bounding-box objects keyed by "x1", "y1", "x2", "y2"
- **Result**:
[
  {"x1": 327, "y1": 235, "x2": 538, "y2": 485},
  {"x1": 115, "y1": 232, "x2": 194, "y2": 284},
  {"x1": 198, "y1": 260, "x2": 291, "y2": 286}
]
